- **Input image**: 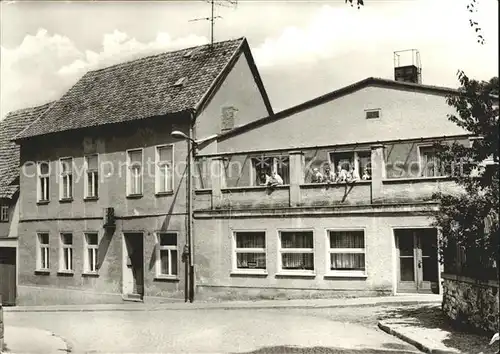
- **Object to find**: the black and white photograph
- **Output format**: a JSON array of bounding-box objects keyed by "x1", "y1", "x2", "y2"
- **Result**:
[{"x1": 0, "y1": 0, "x2": 498, "y2": 353}]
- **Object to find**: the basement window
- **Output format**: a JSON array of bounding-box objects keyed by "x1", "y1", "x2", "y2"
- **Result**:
[{"x1": 365, "y1": 109, "x2": 381, "y2": 119}]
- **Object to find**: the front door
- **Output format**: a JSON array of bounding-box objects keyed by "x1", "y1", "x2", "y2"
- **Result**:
[
  {"x1": 123, "y1": 233, "x2": 144, "y2": 299},
  {"x1": 0, "y1": 247, "x2": 16, "y2": 305},
  {"x1": 395, "y1": 228, "x2": 439, "y2": 294}
]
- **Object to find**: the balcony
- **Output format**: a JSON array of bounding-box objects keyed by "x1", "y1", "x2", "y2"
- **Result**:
[{"x1": 194, "y1": 142, "x2": 464, "y2": 212}]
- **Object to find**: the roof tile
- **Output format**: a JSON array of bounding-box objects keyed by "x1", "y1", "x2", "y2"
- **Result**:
[{"x1": 15, "y1": 38, "x2": 244, "y2": 140}]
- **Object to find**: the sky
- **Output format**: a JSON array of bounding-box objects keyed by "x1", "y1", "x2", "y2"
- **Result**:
[{"x1": 0, "y1": 0, "x2": 498, "y2": 120}]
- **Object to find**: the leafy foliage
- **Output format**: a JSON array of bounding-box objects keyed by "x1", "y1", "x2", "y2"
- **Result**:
[
  {"x1": 345, "y1": 0, "x2": 364, "y2": 9},
  {"x1": 432, "y1": 73, "x2": 499, "y2": 279}
]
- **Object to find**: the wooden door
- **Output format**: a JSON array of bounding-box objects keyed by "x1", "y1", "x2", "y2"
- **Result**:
[
  {"x1": 0, "y1": 247, "x2": 16, "y2": 305},
  {"x1": 396, "y1": 229, "x2": 439, "y2": 294}
]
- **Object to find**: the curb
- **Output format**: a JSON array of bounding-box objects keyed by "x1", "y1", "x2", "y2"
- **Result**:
[
  {"x1": 4, "y1": 300, "x2": 441, "y2": 313},
  {"x1": 378, "y1": 321, "x2": 456, "y2": 354}
]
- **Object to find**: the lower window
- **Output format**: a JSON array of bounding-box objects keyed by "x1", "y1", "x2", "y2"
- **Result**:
[
  {"x1": 156, "y1": 233, "x2": 178, "y2": 277},
  {"x1": 328, "y1": 230, "x2": 366, "y2": 275},
  {"x1": 279, "y1": 231, "x2": 314, "y2": 272},
  {"x1": 234, "y1": 231, "x2": 266, "y2": 270},
  {"x1": 60, "y1": 233, "x2": 73, "y2": 272},
  {"x1": 84, "y1": 233, "x2": 99, "y2": 273}
]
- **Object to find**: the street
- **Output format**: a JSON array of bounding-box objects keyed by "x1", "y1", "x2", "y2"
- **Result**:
[{"x1": 4, "y1": 305, "x2": 421, "y2": 353}]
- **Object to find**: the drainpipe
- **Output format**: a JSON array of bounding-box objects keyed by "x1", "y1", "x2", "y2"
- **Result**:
[{"x1": 188, "y1": 110, "x2": 196, "y2": 303}]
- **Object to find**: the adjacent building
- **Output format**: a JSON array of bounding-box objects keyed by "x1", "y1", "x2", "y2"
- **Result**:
[
  {"x1": 0, "y1": 103, "x2": 51, "y2": 305},
  {"x1": 192, "y1": 75, "x2": 471, "y2": 300},
  {"x1": 12, "y1": 37, "x2": 273, "y2": 305}
]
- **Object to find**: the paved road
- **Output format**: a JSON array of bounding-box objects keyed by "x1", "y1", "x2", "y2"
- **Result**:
[{"x1": 4, "y1": 305, "x2": 420, "y2": 353}]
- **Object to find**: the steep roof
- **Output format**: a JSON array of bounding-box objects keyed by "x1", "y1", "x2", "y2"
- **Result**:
[
  {"x1": 0, "y1": 102, "x2": 52, "y2": 199},
  {"x1": 15, "y1": 37, "x2": 250, "y2": 140},
  {"x1": 217, "y1": 77, "x2": 461, "y2": 142}
]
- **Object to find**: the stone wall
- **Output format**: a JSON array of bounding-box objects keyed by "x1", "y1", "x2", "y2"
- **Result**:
[{"x1": 442, "y1": 273, "x2": 499, "y2": 333}]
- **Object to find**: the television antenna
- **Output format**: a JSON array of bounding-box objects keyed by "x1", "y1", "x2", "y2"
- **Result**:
[{"x1": 189, "y1": 0, "x2": 238, "y2": 46}]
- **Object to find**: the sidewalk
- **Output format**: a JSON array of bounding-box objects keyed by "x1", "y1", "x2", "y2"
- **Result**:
[
  {"x1": 1, "y1": 326, "x2": 70, "y2": 354},
  {"x1": 4, "y1": 294, "x2": 442, "y2": 312},
  {"x1": 378, "y1": 304, "x2": 497, "y2": 354}
]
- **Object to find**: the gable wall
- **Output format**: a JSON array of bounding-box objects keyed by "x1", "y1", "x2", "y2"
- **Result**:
[{"x1": 217, "y1": 85, "x2": 469, "y2": 153}]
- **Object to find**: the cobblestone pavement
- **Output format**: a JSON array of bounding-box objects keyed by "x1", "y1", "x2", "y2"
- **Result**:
[{"x1": 4, "y1": 305, "x2": 421, "y2": 353}]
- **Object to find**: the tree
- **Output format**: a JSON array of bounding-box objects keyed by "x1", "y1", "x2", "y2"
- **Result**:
[
  {"x1": 432, "y1": 72, "x2": 499, "y2": 279},
  {"x1": 347, "y1": 0, "x2": 497, "y2": 44}
]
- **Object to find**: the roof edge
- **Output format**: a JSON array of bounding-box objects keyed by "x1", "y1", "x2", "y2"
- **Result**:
[{"x1": 193, "y1": 37, "x2": 246, "y2": 116}]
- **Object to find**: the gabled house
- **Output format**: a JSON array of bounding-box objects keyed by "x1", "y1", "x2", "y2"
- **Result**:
[
  {"x1": 191, "y1": 74, "x2": 475, "y2": 300},
  {"x1": 11, "y1": 37, "x2": 273, "y2": 305},
  {"x1": 0, "y1": 102, "x2": 52, "y2": 305}
]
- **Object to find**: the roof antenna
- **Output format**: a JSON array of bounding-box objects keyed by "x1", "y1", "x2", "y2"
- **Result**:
[{"x1": 189, "y1": 0, "x2": 238, "y2": 46}]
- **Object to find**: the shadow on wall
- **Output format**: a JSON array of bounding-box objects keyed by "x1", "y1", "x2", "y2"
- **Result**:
[
  {"x1": 96, "y1": 226, "x2": 116, "y2": 270},
  {"x1": 148, "y1": 162, "x2": 188, "y2": 271}
]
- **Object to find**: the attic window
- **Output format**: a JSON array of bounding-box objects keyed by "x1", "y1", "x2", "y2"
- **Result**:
[
  {"x1": 183, "y1": 47, "x2": 201, "y2": 59},
  {"x1": 173, "y1": 77, "x2": 187, "y2": 87},
  {"x1": 365, "y1": 109, "x2": 381, "y2": 119}
]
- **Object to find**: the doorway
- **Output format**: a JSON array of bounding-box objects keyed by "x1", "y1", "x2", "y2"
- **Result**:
[
  {"x1": 395, "y1": 228, "x2": 439, "y2": 294},
  {"x1": 0, "y1": 247, "x2": 16, "y2": 305},
  {"x1": 122, "y1": 233, "x2": 144, "y2": 300}
]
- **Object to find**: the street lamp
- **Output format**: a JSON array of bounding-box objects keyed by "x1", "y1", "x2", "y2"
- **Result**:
[{"x1": 171, "y1": 130, "x2": 197, "y2": 303}]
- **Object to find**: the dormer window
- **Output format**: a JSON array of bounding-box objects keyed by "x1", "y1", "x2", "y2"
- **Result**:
[
  {"x1": 173, "y1": 77, "x2": 187, "y2": 87},
  {"x1": 365, "y1": 109, "x2": 381, "y2": 119}
]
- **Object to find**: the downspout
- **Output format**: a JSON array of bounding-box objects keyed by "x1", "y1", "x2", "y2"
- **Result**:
[{"x1": 188, "y1": 109, "x2": 196, "y2": 302}]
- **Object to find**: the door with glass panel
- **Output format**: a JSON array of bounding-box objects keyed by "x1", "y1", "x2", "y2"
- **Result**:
[{"x1": 395, "y1": 228, "x2": 439, "y2": 294}]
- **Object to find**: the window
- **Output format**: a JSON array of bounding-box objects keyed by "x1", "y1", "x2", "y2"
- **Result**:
[
  {"x1": 234, "y1": 231, "x2": 266, "y2": 270},
  {"x1": 328, "y1": 230, "x2": 366, "y2": 275},
  {"x1": 365, "y1": 109, "x2": 381, "y2": 119},
  {"x1": 419, "y1": 146, "x2": 442, "y2": 177},
  {"x1": 279, "y1": 231, "x2": 314, "y2": 272},
  {"x1": 84, "y1": 233, "x2": 98, "y2": 273},
  {"x1": 37, "y1": 233, "x2": 50, "y2": 270},
  {"x1": 60, "y1": 233, "x2": 73, "y2": 272},
  {"x1": 0, "y1": 205, "x2": 8, "y2": 222},
  {"x1": 37, "y1": 162, "x2": 50, "y2": 202},
  {"x1": 85, "y1": 155, "x2": 99, "y2": 198},
  {"x1": 156, "y1": 233, "x2": 178, "y2": 277},
  {"x1": 127, "y1": 149, "x2": 143, "y2": 195},
  {"x1": 329, "y1": 151, "x2": 371, "y2": 179},
  {"x1": 156, "y1": 145, "x2": 173, "y2": 194},
  {"x1": 251, "y1": 155, "x2": 290, "y2": 185},
  {"x1": 59, "y1": 158, "x2": 73, "y2": 200}
]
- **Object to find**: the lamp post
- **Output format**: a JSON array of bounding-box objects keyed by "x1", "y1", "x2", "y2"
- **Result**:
[{"x1": 171, "y1": 130, "x2": 196, "y2": 303}]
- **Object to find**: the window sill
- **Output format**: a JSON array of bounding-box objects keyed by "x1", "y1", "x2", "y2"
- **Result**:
[
  {"x1": 154, "y1": 275, "x2": 180, "y2": 282},
  {"x1": 0, "y1": 220, "x2": 9, "y2": 223},
  {"x1": 57, "y1": 270, "x2": 74, "y2": 276},
  {"x1": 34, "y1": 269, "x2": 50, "y2": 275},
  {"x1": 301, "y1": 180, "x2": 371, "y2": 188},
  {"x1": 382, "y1": 176, "x2": 454, "y2": 184},
  {"x1": 82, "y1": 272, "x2": 99, "y2": 277},
  {"x1": 126, "y1": 194, "x2": 143, "y2": 199},
  {"x1": 155, "y1": 191, "x2": 174, "y2": 197},
  {"x1": 36, "y1": 200, "x2": 50, "y2": 205},
  {"x1": 84, "y1": 196, "x2": 99, "y2": 201},
  {"x1": 275, "y1": 272, "x2": 316, "y2": 278},
  {"x1": 230, "y1": 270, "x2": 268, "y2": 277},
  {"x1": 59, "y1": 198, "x2": 73, "y2": 203},
  {"x1": 324, "y1": 272, "x2": 367, "y2": 279},
  {"x1": 221, "y1": 185, "x2": 290, "y2": 193}
]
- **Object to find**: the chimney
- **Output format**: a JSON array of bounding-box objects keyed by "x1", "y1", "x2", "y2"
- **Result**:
[{"x1": 394, "y1": 49, "x2": 422, "y2": 84}]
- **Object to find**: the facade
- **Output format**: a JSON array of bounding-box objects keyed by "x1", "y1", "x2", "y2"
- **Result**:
[
  {"x1": 6, "y1": 38, "x2": 476, "y2": 304},
  {"x1": 12, "y1": 38, "x2": 273, "y2": 305},
  {"x1": 191, "y1": 77, "x2": 471, "y2": 300},
  {"x1": 0, "y1": 104, "x2": 50, "y2": 305}
]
